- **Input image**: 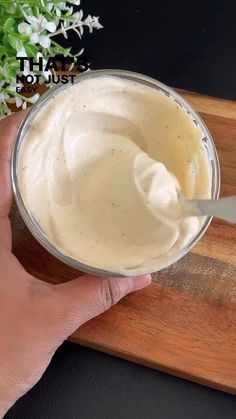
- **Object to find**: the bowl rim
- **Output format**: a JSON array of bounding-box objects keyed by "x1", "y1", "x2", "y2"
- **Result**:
[{"x1": 11, "y1": 69, "x2": 221, "y2": 277}]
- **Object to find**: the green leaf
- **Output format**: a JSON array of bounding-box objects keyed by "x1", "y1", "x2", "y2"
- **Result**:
[
  {"x1": 7, "y1": 33, "x2": 21, "y2": 50},
  {"x1": 25, "y1": 43, "x2": 38, "y2": 56},
  {"x1": 3, "y1": 17, "x2": 15, "y2": 32},
  {"x1": 2, "y1": 33, "x2": 11, "y2": 48},
  {"x1": 8, "y1": 68, "x2": 17, "y2": 78},
  {"x1": 0, "y1": 45, "x2": 7, "y2": 57},
  {"x1": 8, "y1": 60, "x2": 20, "y2": 70},
  {"x1": 8, "y1": 34, "x2": 17, "y2": 49}
]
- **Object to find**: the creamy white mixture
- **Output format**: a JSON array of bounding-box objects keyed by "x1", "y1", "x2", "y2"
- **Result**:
[{"x1": 19, "y1": 75, "x2": 211, "y2": 273}]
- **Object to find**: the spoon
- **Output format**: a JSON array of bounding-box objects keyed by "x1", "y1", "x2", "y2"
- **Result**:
[
  {"x1": 179, "y1": 196, "x2": 236, "y2": 223},
  {"x1": 134, "y1": 152, "x2": 236, "y2": 224}
]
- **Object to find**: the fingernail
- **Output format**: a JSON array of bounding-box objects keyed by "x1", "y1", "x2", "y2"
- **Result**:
[{"x1": 130, "y1": 274, "x2": 152, "y2": 291}]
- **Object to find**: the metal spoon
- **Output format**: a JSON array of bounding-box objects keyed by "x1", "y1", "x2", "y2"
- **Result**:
[{"x1": 179, "y1": 196, "x2": 236, "y2": 223}]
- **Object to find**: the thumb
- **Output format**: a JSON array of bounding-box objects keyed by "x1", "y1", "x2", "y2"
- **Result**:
[{"x1": 50, "y1": 274, "x2": 151, "y2": 339}]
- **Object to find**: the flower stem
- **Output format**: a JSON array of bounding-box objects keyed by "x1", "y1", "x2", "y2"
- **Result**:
[{"x1": 49, "y1": 23, "x2": 81, "y2": 38}]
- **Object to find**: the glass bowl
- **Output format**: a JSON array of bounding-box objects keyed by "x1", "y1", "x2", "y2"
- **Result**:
[{"x1": 11, "y1": 69, "x2": 220, "y2": 277}]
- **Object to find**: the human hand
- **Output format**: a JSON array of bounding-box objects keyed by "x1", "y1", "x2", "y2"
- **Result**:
[{"x1": 0, "y1": 112, "x2": 151, "y2": 417}]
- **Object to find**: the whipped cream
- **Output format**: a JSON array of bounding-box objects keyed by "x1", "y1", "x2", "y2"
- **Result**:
[{"x1": 19, "y1": 75, "x2": 211, "y2": 273}]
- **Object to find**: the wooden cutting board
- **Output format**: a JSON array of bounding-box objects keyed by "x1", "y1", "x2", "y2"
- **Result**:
[{"x1": 11, "y1": 89, "x2": 236, "y2": 394}]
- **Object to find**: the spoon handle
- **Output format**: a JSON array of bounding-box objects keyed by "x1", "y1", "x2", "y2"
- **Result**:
[{"x1": 189, "y1": 196, "x2": 236, "y2": 223}]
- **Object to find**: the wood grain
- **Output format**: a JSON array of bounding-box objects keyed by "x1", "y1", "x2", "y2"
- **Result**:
[
  {"x1": 177, "y1": 88, "x2": 236, "y2": 120},
  {"x1": 10, "y1": 90, "x2": 236, "y2": 394}
]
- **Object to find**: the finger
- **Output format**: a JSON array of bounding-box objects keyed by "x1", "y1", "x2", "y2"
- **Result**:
[
  {"x1": 50, "y1": 274, "x2": 151, "y2": 339},
  {"x1": 0, "y1": 111, "x2": 27, "y2": 250},
  {"x1": 0, "y1": 110, "x2": 27, "y2": 218}
]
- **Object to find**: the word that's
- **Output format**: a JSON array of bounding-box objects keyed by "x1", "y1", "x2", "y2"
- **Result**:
[{"x1": 16, "y1": 56, "x2": 89, "y2": 72}]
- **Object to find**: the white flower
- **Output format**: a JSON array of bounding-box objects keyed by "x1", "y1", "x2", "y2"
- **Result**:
[
  {"x1": 30, "y1": 33, "x2": 51, "y2": 48},
  {"x1": 26, "y1": 15, "x2": 56, "y2": 33},
  {"x1": 18, "y1": 15, "x2": 57, "y2": 48},
  {"x1": 18, "y1": 22, "x2": 31, "y2": 36}
]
